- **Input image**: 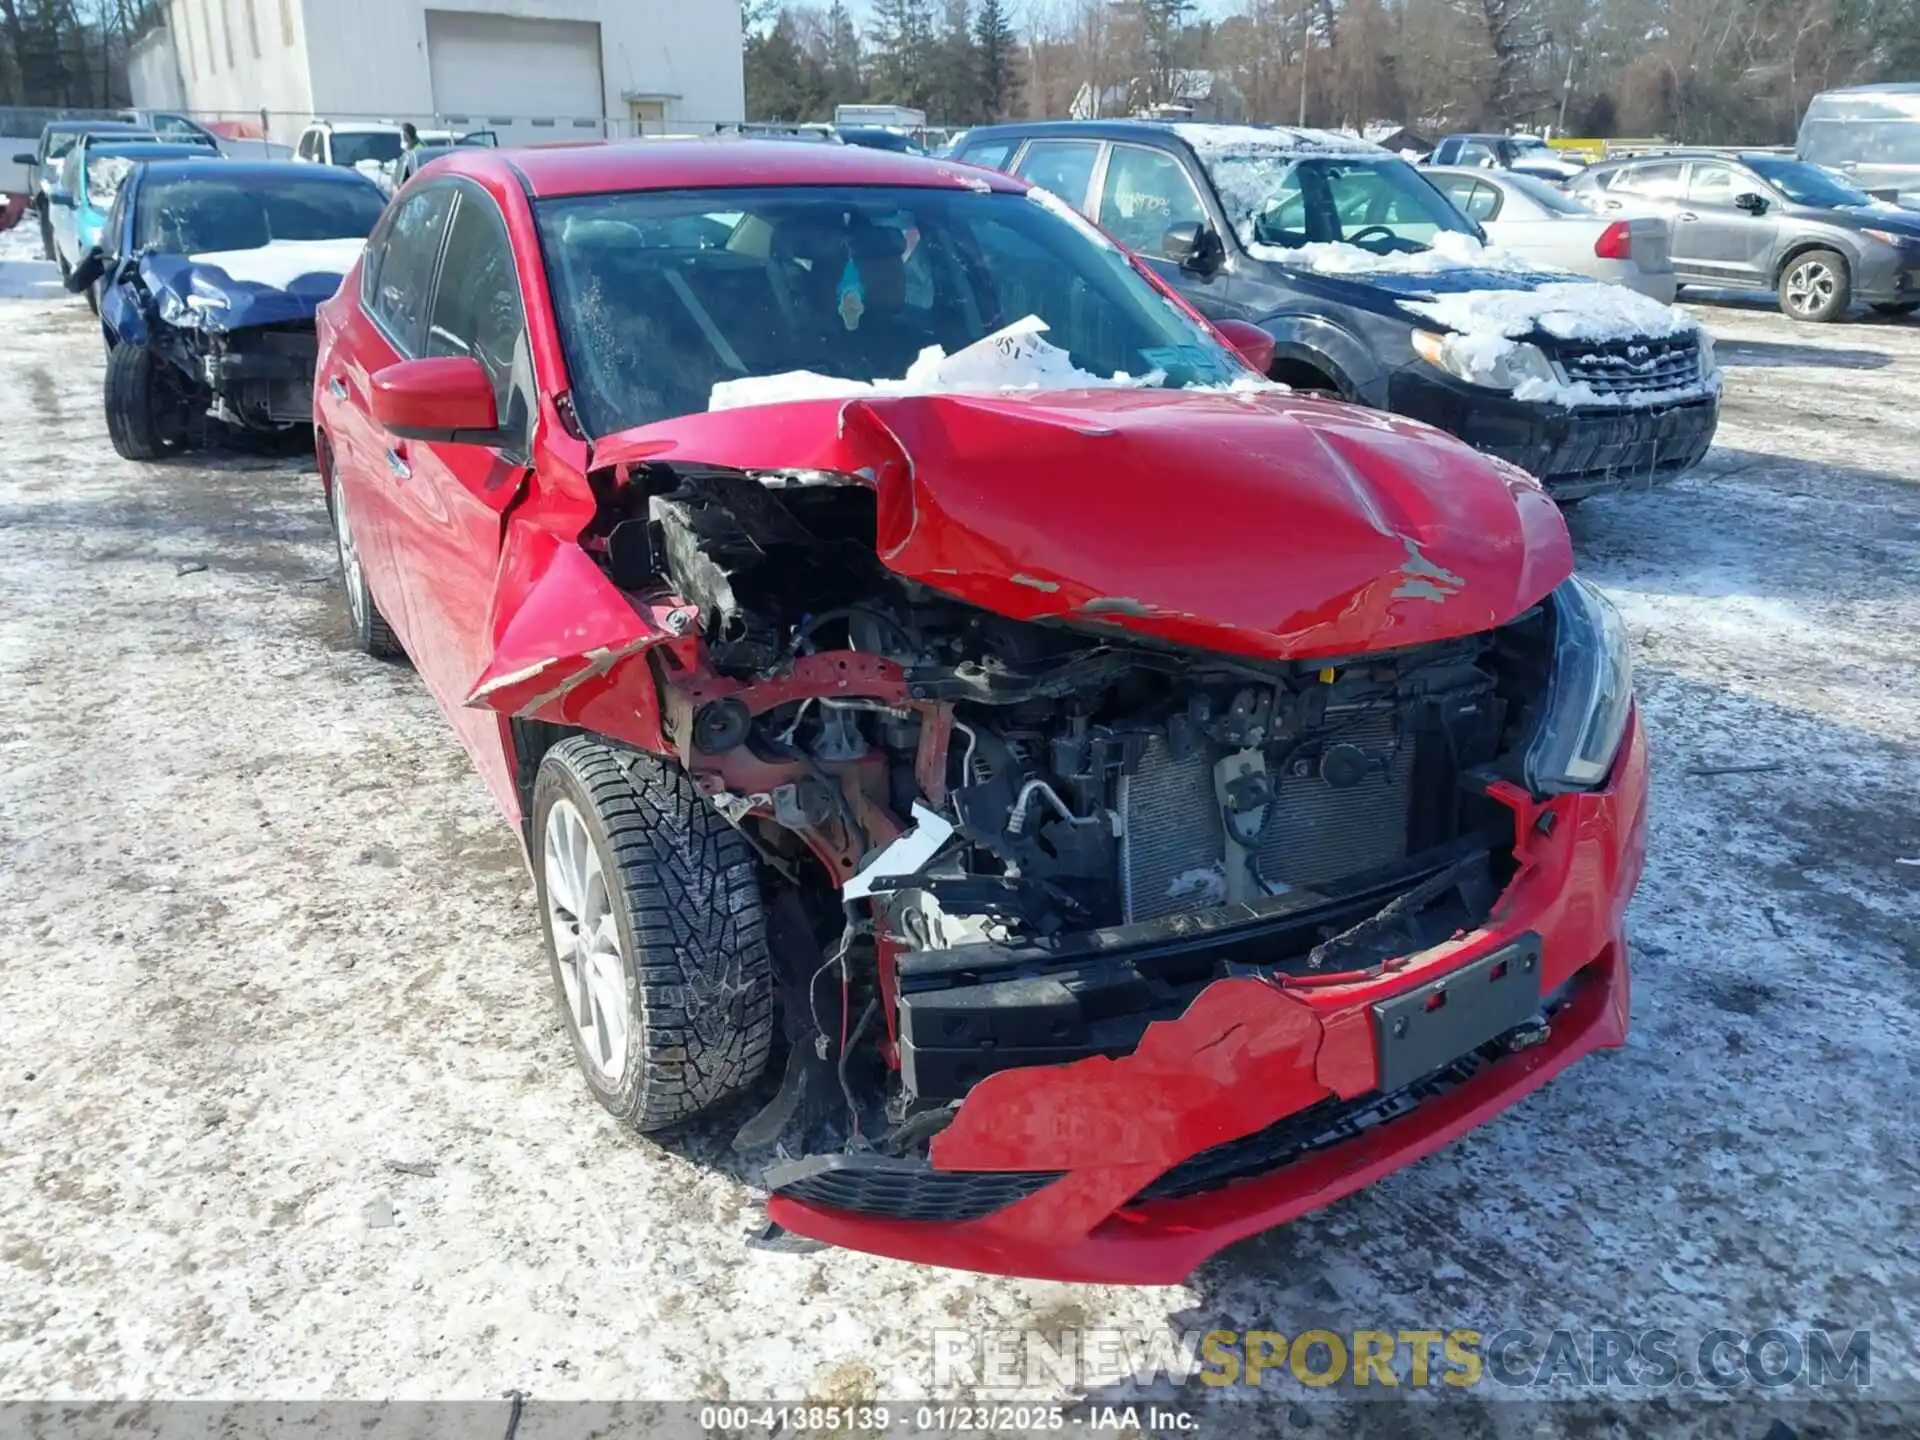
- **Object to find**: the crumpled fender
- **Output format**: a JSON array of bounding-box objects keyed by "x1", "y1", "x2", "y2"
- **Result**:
[
  {"x1": 462, "y1": 508, "x2": 689, "y2": 752},
  {"x1": 592, "y1": 387, "x2": 1572, "y2": 662}
]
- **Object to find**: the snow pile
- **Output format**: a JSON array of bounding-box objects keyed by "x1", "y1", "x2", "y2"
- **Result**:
[
  {"x1": 1402, "y1": 280, "x2": 1700, "y2": 343},
  {"x1": 1511, "y1": 370, "x2": 1721, "y2": 409},
  {"x1": 0, "y1": 220, "x2": 43, "y2": 264},
  {"x1": 710, "y1": 316, "x2": 1162, "y2": 411},
  {"x1": 189, "y1": 237, "x2": 367, "y2": 289}
]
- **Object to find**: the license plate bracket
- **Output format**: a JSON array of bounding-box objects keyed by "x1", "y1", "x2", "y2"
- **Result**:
[{"x1": 1372, "y1": 934, "x2": 1543, "y2": 1092}]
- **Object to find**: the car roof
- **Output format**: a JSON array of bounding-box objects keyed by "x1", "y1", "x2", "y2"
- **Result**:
[
  {"x1": 133, "y1": 159, "x2": 382, "y2": 188},
  {"x1": 452, "y1": 139, "x2": 1028, "y2": 198},
  {"x1": 957, "y1": 118, "x2": 1384, "y2": 157},
  {"x1": 87, "y1": 141, "x2": 210, "y2": 159},
  {"x1": 46, "y1": 119, "x2": 150, "y2": 138}
]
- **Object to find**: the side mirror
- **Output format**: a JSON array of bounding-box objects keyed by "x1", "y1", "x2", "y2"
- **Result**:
[
  {"x1": 66, "y1": 247, "x2": 105, "y2": 293},
  {"x1": 1163, "y1": 221, "x2": 1224, "y2": 273},
  {"x1": 1734, "y1": 192, "x2": 1769, "y2": 215},
  {"x1": 12, "y1": 151, "x2": 35, "y2": 167},
  {"x1": 48, "y1": 187, "x2": 73, "y2": 208},
  {"x1": 370, "y1": 356, "x2": 501, "y2": 443},
  {"x1": 1213, "y1": 318, "x2": 1276, "y2": 376}
]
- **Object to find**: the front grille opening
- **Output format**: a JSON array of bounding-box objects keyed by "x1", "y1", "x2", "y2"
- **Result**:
[{"x1": 1555, "y1": 335, "x2": 1701, "y2": 396}]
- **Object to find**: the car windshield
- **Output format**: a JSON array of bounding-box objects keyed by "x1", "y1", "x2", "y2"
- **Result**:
[
  {"x1": 133, "y1": 176, "x2": 387, "y2": 253},
  {"x1": 1747, "y1": 156, "x2": 1875, "y2": 207},
  {"x1": 534, "y1": 183, "x2": 1247, "y2": 436},
  {"x1": 1203, "y1": 151, "x2": 1479, "y2": 256},
  {"x1": 331, "y1": 131, "x2": 404, "y2": 167}
]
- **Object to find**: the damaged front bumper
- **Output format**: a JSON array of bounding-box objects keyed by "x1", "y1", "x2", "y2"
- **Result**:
[
  {"x1": 1391, "y1": 370, "x2": 1720, "y2": 499},
  {"x1": 763, "y1": 715, "x2": 1648, "y2": 1283}
]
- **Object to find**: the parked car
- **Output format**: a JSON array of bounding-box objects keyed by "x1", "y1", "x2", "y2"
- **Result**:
[
  {"x1": 954, "y1": 120, "x2": 1720, "y2": 500},
  {"x1": 48, "y1": 139, "x2": 217, "y2": 306},
  {"x1": 294, "y1": 119, "x2": 411, "y2": 189},
  {"x1": 1570, "y1": 149, "x2": 1920, "y2": 321},
  {"x1": 1798, "y1": 83, "x2": 1920, "y2": 206},
  {"x1": 314, "y1": 140, "x2": 1647, "y2": 1283},
  {"x1": 66, "y1": 160, "x2": 386, "y2": 459},
  {"x1": 13, "y1": 119, "x2": 151, "y2": 261},
  {"x1": 1429, "y1": 133, "x2": 1586, "y2": 184},
  {"x1": 112, "y1": 109, "x2": 223, "y2": 150},
  {"x1": 1426, "y1": 165, "x2": 1676, "y2": 302}
]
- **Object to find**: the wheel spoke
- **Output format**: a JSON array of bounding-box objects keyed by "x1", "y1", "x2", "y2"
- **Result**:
[{"x1": 543, "y1": 796, "x2": 627, "y2": 1083}]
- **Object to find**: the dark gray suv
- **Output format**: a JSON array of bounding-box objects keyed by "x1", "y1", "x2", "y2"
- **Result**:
[{"x1": 1569, "y1": 150, "x2": 1920, "y2": 322}]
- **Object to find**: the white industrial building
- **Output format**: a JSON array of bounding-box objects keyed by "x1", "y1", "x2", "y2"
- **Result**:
[{"x1": 129, "y1": 0, "x2": 745, "y2": 145}]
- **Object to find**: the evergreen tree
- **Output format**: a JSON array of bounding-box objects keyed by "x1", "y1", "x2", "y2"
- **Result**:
[
  {"x1": 973, "y1": 0, "x2": 1019, "y2": 120},
  {"x1": 867, "y1": 0, "x2": 937, "y2": 111}
]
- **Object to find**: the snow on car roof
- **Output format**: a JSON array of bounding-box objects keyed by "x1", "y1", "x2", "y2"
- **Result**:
[{"x1": 1170, "y1": 123, "x2": 1384, "y2": 157}]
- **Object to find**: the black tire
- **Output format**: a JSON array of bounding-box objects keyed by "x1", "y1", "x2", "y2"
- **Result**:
[
  {"x1": 1871, "y1": 301, "x2": 1920, "y2": 318},
  {"x1": 1778, "y1": 249, "x2": 1851, "y2": 323},
  {"x1": 327, "y1": 482, "x2": 402, "y2": 658},
  {"x1": 531, "y1": 738, "x2": 774, "y2": 1133},
  {"x1": 103, "y1": 343, "x2": 185, "y2": 461},
  {"x1": 38, "y1": 207, "x2": 54, "y2": 262}
]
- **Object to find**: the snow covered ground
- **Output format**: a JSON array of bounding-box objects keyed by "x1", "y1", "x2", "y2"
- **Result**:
[
  {"x1": 0, "y1": 288, "x2": 1915, "y2": 1435},
  {"x1": 0, "y1": 213, "x2": 62, "y2": 300}
]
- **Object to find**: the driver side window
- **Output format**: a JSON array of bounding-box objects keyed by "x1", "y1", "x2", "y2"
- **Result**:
[
  {"x1": 365, "y1": 186, "x2": 454, "y2": 354},
  {"x1": 1097, "y1": 145, "x2": 1207, "y2": 259},
  {"x1": 424, "y1": 190, "x2": 529, "y2": 444},
  {"x1": 1686, "y1": 162, "x2": 1740, "y2": 205}
]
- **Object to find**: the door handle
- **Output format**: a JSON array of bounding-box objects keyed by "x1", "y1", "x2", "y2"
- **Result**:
[
  {"x1": 1677, "y1": 211, "x2": 1699, "y2": 222},
  {"x1": 385, "y1": 445, "x2": 410, "y2": 480},
  {"x1": 328, "y1": 375, "x2": 348, "y2": 400}
]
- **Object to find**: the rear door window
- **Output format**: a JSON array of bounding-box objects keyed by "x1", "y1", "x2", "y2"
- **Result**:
[
  {"x1": 1096, "y1": 144, "x2": 1207, "y2": 257},
  {"x1": 1434, "y1": 174, "x2": 1502, "y2": 221},
  {"x1": 1013, "y1": 139, "x2": 1101, "y2": 214}
]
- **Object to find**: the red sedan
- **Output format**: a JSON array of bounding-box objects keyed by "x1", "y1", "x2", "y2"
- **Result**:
[{"x1": 314, "y1": 140, "x2": 1647, "y2": 1284}]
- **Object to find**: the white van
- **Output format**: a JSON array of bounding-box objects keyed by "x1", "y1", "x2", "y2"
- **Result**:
[{"x1": 1798, "y1": 83, "x2": 1920, "y2": 205}]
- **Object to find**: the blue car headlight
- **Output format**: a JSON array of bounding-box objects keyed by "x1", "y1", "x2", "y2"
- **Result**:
[{"x1": 1524, "y1": 577, "x2": 1635, "y2": 793}]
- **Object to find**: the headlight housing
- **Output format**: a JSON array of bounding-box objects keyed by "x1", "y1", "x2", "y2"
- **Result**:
[
  {"x1": 1861, "y1": 227, "x2": 1914, "y2": 250},
  {"x1": 1524, "y1": 576, "x2": 1635, "y2": 794},
  {"x1": 1411, "y1": 329, "x2": 1559, "y2": 391}
]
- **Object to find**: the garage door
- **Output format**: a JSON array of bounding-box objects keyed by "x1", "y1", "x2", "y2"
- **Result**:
[{"x1": 425, "y1": 11, "x2": 605, "y2": 147}]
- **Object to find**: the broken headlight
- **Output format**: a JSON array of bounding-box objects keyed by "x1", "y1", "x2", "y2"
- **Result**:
[
  {"x1": 1524, "y1": 576, "x2": 1634, "y2": 794},
  {"x1": 1410, "y1": 329, "x2": 1558, "y2": 391}
]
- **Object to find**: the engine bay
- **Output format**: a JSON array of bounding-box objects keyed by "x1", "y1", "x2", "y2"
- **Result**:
[{"x1": 588, "y1": 459, "x2": 1548, "y2": 1147}]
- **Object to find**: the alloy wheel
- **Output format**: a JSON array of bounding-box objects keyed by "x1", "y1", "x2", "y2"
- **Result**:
[
  {"x1": 1785, "y1": 260, "x2": 1835, "y2": 318},
  {"x1": 543, "y1": 798, "x2": 630, "y2": 1082}
]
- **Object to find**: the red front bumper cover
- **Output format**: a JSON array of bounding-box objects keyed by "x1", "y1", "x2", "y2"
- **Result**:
[{"x1": 765, "y1": 716, "x2": 1649, "y2": 1284}]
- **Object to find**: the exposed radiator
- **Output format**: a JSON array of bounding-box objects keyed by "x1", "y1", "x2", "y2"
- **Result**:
[{"x1": 1119, "y1": 713, "x2": 1415, "y2": 924}]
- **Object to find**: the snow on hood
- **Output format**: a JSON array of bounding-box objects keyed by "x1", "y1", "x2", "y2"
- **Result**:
[
  {"x1": 1401, "y1": 279, "x2": 1700, "y2": 344},
  {"x1": 187, "y1": 237, "x2": 366, "y2": 290},
  {"x1": 1249, "y1": 230, "x2": 1536, "y2": 275},
  {"x1": 709, "y1": 316, "x2": 1276, "y2": 413}
]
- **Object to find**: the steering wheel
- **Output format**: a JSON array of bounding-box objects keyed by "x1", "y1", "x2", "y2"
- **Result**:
[{"x1": 1345, "y1": 225, "x2": 1399, "y2": 245}]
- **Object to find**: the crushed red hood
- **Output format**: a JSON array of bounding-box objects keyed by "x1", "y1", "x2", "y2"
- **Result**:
[{"x1": 593, "y1": 386, "x2": 1572, "y2": 662}]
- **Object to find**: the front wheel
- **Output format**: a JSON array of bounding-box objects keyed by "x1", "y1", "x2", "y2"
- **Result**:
[
  {"x1": 1779, "y1": 250, "x2": 1851, "y2": 323},
  {"x1": 103, "y1": 343, "x2": 187, "y2": 460},
  {"x1": 532, "y1": 738, "x2": 774, "y2": 1133}
]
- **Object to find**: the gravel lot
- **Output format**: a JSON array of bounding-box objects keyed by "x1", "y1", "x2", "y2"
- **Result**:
[{"x1": 1, "y1": 227, "x2": 1915, "y2": 1434}]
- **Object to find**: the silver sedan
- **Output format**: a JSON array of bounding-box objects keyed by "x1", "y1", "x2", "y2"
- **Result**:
[{"x1": 1426, "y1": 165, "x2": 1678, "y2": 303}]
